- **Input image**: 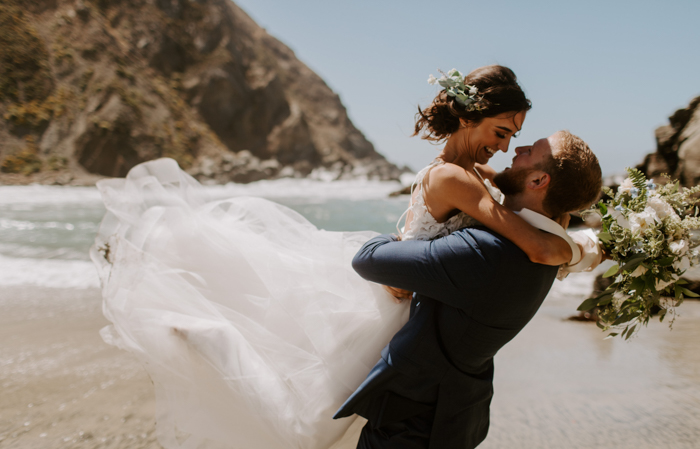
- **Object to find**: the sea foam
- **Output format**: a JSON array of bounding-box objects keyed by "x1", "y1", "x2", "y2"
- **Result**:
[
  {"x1": 0, "y1": 178, "x2": 407, "y2": 205},
  {"x1": 0, "y1": 255, "x2": 99, "y2": 289}
]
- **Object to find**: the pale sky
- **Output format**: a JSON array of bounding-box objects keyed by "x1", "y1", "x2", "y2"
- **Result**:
[{"x1": 233, "y1": 0, "x2": 700, "y2": 176}]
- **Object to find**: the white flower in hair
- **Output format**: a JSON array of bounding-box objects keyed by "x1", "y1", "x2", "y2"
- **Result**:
[{"x1": 427, "y1": 74, "x2": 437, "y2": 85}]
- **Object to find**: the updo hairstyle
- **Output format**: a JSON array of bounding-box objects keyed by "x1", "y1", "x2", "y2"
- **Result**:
[{"x1": 414, "y1": 65, "x2": 532, "y2": 142}]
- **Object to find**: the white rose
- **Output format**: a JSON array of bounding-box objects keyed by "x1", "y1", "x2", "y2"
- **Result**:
[
  {"x1": 629, "y1": 207, "x2": 658, "y2": 233},
  {"x1": 669, "y1": 239, "x2": 689, "y2": 255},
  {"x1": 609, "y1": 209, "x2": 630, "y2": 229},
  {"x1": 468, "y1": 86, "x2": 478, "y2": 96},
  {"x1": 647, "y1": 196, "x2": 678, "y2": 221},
  {"x1": 618, "y1": 178, "x2": 635, "y2": 195},
  {"x1": 629, "y1": 265, "x2": 648, "y2": 277},
  {"x1": 427, "y1": 74, "x2": 438, "y2": 85}
]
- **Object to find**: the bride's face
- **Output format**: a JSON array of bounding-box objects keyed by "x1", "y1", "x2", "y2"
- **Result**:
[{"x1": 459, "y1": 110, "x2": 527, "y2": 165}]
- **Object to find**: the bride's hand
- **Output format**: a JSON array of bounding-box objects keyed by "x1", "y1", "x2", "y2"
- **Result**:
[
  {"x1": 382, "y1": 285, "x2": 413, "y2": 303},
  {"x1": 554, "y1": 213, "x2": 571, "y2": 230}
]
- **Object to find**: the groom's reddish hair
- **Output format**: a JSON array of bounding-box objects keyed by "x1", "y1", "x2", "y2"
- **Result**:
[{"x1": 541, "y1": 131, "x2": 602, "y2": 216}]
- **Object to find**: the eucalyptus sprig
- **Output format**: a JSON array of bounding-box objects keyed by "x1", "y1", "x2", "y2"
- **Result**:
[{"x1": 427, "y1": 68, "x2": 483, "y2": 111}]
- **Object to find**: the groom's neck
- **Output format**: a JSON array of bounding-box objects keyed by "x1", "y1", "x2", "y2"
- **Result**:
[{"x1": 504, "y1": 193, "x2": 551, "y2": 218}]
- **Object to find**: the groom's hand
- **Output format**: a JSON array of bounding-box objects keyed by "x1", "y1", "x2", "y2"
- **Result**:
[{"x1": 382, "y1": 285, "x2": 413, "y2": 303}]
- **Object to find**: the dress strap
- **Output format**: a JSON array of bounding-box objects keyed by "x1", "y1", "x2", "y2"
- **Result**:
[{"x1": 473, "y1": 166, "x2": 487, "y2": 183}]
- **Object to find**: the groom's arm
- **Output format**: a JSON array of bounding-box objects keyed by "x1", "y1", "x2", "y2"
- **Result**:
[{"x1": 352, "y1": 233, "x2": 494, "y2": 309}]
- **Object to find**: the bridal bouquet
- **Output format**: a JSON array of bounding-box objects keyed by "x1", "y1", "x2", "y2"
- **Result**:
[{"x1": 578, "y1": 168, "x2": 700, "y2": 339}]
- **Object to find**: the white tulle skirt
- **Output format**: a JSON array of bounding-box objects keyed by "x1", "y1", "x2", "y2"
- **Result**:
[{"x1": 90, "y1": 158, "x2": 410, "y2": 449}]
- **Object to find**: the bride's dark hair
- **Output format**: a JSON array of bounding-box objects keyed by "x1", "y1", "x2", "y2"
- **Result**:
[{"x1": 414, "y1": 65, "x2": 532, "y2": 142}]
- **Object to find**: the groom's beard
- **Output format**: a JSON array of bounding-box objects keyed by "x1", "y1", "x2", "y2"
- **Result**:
[{"x1": 493, "y1": 167, "x2": 535, "y2": 196}]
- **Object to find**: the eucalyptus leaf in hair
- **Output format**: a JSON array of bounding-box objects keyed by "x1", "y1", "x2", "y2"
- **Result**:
[{"x1": 428, "y1": 68, "x2": 483, "y2": 111}]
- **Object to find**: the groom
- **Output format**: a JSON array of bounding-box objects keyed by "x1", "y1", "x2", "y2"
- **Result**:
[{"x1": 333, "y1": 131, "x2": 602, "y2": 449}]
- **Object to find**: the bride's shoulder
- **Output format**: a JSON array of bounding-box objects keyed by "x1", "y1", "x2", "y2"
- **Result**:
[
  {"x1": 427, "y1": 162, "x2": 473, "y2": 186},
  {"x1": 428, "y1": 161, "x2": 464, "y2": 178},
  {"x1": 425, "y1": 163, "x2": 486, "y2": 203}
]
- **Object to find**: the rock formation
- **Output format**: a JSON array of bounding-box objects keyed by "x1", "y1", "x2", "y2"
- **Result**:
[
  {"x1": 0, "y1": 0, "x2": 405, "y2": 185},
  {"x1": 638, "y1": 95, "x2": 700, "y2": 187}
]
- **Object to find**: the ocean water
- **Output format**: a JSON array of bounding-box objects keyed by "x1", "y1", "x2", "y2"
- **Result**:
[{"x1": 0, "y1": 180, "x2": 410, "y2": 290}]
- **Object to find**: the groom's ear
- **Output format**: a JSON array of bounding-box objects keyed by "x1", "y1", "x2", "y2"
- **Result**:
[{"x1": 526, "y1": 171, "x2": 551, "y2": 191}]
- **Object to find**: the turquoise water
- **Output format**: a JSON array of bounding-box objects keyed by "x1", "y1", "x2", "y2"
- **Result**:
[{"x1": 0, "y1": 182, "x2": 409, "y2": 288}]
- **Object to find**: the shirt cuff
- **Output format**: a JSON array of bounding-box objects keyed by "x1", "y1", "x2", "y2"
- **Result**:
[{"x1": 561, "y1": 229, "x2": 602, "y2": 273}]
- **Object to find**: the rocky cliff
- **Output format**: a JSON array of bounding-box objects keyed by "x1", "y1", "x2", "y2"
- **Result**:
[
  {"x1": 638, "y1": 95, "x2": 700, "y2": 187},
  {"x1": 0, "y1": 0, "x2": 404, "y2": 185}
]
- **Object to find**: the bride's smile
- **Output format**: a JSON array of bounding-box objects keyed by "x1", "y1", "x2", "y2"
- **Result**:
[{"x1": 441, "y1": 110, "x2": 527, "y2": 168}]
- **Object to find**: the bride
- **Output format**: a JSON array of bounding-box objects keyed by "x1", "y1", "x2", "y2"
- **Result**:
[{"x1": 91, "y1": 65, "x2": 578, "y2": 449}]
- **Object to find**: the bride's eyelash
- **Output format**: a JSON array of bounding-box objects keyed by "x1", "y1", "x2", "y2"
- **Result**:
[{"x1": 496, "y1": 132, "x2": 506, "y2": 139}]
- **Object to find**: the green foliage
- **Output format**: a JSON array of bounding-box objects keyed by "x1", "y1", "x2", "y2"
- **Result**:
[
  {"x1": 52, "y1": 41, "x2": 75, "y2": 65},
  {"x1": 3, "y1": 87, "x2": 74, "y2": 128},
  {"x1": 0, "y1": 3, "x2": 54, "y2": 103},
  {"x1": 116, "y1": 63, "x2": 135, "y2": 82},
  {"x1": 47, "y1": 155, "x2": 68, "y2": 171},
  {"x1": 1, "y1": 136, "x2": 43, "y2": 175},
  {"x1": 79, "y1": 69, "x2": 95, "y2": 92},
  {"x1": 626, "y1": 167, "x2": 648, "y2": 190},
  {"x1": 603, "y1": 264, "x2": 619, "y2": 278}
]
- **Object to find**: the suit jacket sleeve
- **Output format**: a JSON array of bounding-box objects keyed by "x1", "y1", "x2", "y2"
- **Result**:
[{"x1": 352, "y1": 232, "x2": 496, "y2": 309}]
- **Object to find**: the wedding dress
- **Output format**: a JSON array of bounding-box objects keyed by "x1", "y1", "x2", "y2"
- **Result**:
[{"x1": 92, "y1": 158, "x2": 481, "y2": 449}]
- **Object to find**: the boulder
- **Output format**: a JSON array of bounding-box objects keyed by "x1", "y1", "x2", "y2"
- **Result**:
[{"x1": 638, "y1": 96, "x2": 700, "y2": 187}]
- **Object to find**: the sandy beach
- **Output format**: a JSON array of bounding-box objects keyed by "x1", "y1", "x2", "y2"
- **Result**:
[
  {"x1": 0, "y1": 286, "x2": 159, "y2": 449},
  {"x1": 2, "y1": 278, "x2": 700, "y2": 449}
]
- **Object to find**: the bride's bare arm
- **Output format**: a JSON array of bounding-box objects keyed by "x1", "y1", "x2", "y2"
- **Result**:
[{"x1": 426, "y1": 164, "x2": 572, "y2": 266}]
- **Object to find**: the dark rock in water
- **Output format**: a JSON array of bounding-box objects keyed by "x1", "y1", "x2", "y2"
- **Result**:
[
  {"x1": 637, "y1": 96, "x2": 700, "y2": 187},
  {"x1": 389, "y1": 185, "x2": 413, "y2": 197},
  {"x1": 0, "y1": 0, "x2": 404, "y2": 185}
]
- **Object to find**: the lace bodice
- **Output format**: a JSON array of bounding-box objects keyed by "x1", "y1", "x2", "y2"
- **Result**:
[{"x1": 398, "y1": 159, "x2": 504, "y2": 241}]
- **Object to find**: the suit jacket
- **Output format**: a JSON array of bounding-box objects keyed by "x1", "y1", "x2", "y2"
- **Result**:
[{"x1": 333, "y1": 227, "x2": 558, "y2": 449}]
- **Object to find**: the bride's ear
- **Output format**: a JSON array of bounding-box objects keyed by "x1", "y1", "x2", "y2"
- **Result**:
[{"x1": 526, "y1": 171, "x2": 551, "y2": 191}]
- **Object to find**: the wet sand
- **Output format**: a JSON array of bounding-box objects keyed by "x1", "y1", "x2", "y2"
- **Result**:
[
  {"x1": 2, "y1": 282, "x2": 700, "y2": 449},
  {"x1": 0, "y1": 287, "x2": 159, "y2": 449}
]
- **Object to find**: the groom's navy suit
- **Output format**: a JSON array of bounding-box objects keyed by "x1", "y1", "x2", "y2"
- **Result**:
[{"x1": 334, "y1": 227, "x2": 558, "y2": 449}]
